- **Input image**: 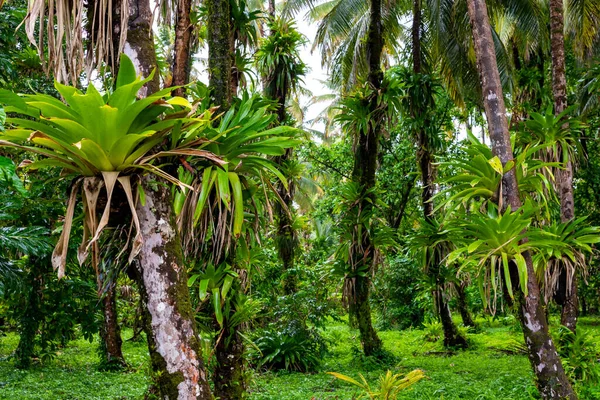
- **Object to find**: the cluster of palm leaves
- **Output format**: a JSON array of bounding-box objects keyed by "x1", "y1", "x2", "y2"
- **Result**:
[{"x1": 0, "y1": 54, "x2": 224, "y2": 278}]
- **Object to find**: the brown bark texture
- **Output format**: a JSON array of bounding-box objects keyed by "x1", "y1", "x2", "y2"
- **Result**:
[
  {"x1": 467, "y1": 0, "x2": 576, "y2": 397},
  {"x1": 172, "y1": 0, "x2": 193, "y2": 97},
  {"x1": 207, "y1": 0, "x2": 234, "y2": 110},
  {"x1": 99, "y1": 284, "x2": 126, "y2": 368},
  {"x1": 550, "y1": 0, "x2": 578, "y2": 333}
]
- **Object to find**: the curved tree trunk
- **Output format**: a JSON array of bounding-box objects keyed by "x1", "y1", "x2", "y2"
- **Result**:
[
  {"x1": 467, "y1": 0, "x2": 576, "y2": 397},
  {"x1": 549, "y1": 0, "x2": 578, "y2": 333},
  {"x1": 136, "y1": 175, "x2": 212, "y2": 399},
  {"x1": 437, "y1": 290, "x2": 468, "y2": 348},
  {"x1": 172, "y1": 0, "x2": 193, "y2": 97},
  {"x1": 207, "y1": 0, "x2": 233, "y2": 109}
]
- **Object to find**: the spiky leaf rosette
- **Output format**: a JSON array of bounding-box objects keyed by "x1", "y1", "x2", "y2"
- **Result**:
[{"x1": 0, "y1": 54, "x2": 222, "y2": 278}]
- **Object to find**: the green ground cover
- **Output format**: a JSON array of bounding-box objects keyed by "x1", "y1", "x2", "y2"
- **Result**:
[{"x1": 0, "y1": 317, "x2": 598, "y2": 399}]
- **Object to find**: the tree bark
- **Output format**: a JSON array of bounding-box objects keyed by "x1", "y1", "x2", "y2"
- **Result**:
[
  {"x1": 213, "y1": 327, "x2": 246, "y2": 399},
  {"x1": 123, "y1": 5, "x2": 212, "y2": 396},
  {"x1": 455, "y1": 282, "x2": 477, "y2": 328},
  {"x1": 549, "y1": 0, "x2": 578, "y2": 333},
  {"x1": 437, "y1": 290, "x2": 468, "y2": 348},
  {"x1": 99, "y1": 284, "x2": 126, "y2": 369},
  {"x1": 172, "y1": 0, "x2": 193, "y2": 97},
  {"x1": 345, "y1": 0, "x2": 384, "y2": 357},
  {"x1": 135, "y1": 175, "x2": 212, "y2": 399},
  {"x1": 467, "y1": 0, "x2": 576, "y2": 397},
  {"x1": 349, "y1": 275, "x2": 383, "y2": 356},
  {"x1": 122, "y1": 0, "x2": 160, "y2": 97},
  {"x1": 207, "y1": 0, "x2": 234, "y2": 110}
]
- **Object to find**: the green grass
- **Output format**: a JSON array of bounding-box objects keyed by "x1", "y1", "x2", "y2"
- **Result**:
[
  {"x1": 0, "y1": 330, "x2": 150, "y2": 400},
  {"x1": 0, "y1": 318, "x2": 599, "y2": 399}
]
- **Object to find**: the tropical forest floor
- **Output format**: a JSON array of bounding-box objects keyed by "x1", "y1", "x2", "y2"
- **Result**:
[{"x1": 1, "y1": 316, "x2": 599, "y2": 399}]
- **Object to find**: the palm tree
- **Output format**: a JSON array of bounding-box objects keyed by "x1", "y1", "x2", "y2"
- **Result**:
[
  {"x1": 256, "y1": 17, "x2": 307, "y2": 293},
  {"x1": 466, "y1": 0, "x2": 576, "y2": 397}
]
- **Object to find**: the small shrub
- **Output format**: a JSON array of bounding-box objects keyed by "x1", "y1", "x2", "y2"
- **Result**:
[
  {"x1": 422, "y1": 320, "x2": 443, "y2": 342},
  {"x1": 328, "y1": 369, "x2": 425, "y2": 399},
  {"x1": 555, "y1": 326, "x2": 600, "y2": 386},
  {"x1": 252, "y1": 321, "x2": 326, "y2": 372}
]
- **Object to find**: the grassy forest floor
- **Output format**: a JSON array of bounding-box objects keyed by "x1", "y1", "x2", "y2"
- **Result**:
[{"x1": 0, "y1": 316, "x2": 599, "y2": 399}]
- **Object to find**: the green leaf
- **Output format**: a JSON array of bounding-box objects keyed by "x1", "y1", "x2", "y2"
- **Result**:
[
  {"x1": 229, "y1": 172, "x2": 244, "y2": 237},
  {"x1": 213, "y1": 288, "x2": 223, "y2": 327},
  {"x1": 116, "y1": 54, "x2": 138, "y2": 88},
  {"x1": 488, "y1": 156, "x2": 504, "y2": 175}
]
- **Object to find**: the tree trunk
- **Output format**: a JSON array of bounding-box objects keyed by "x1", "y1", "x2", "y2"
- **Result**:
[
  {"x1": 122, "y1": 6, "x2": 212, "y2": 396},
  {"x1": 268, "y1": 0, "x2": 275, "y2": 17},
  {"x1": 412, "y1": 0, "x2": 464, "y2": 347},
  {"x1": 437, "y1": 290, "x2": 468, "y2": 348},
  {"x1": 122, "y1": 0, "x2": 160, "y2": 96},
  {"x1": 207, "y1": 0, "x2": 233, "y2": 109},
  {"x1": 135, "y1": 175, "x2": 212, "y2": 399},
  {"x1": 99, "y1": 284, "x2": 126, "y2": 369},
  {"x1": 172, "y1": 0, "x2": 193, "y2": 97},
  {"x1": 455, "y1": 282, "x2": 477, "y2": 328},
  {"x1": 344, "y1": 0, "x2": 384, "y2": 357},
  {"x1": 349, "y1": 276, "x2": 383, "y2": 356},
  {"x1": 467, "y1": 0, "x2": 576, "y2": 397},
  {"x1": 549, "y1": 0, "x2": 578, "y2": 333},
  {"x1": 213, "y1": 326, "x2": 246, "y2": 399}
]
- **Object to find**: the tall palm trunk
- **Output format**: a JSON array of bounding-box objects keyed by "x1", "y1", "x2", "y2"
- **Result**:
[
  {"x1": 172, "y1": 0, "x2": 193, "y2": 97},
  {"x1": 549, "y1": 0, "x2": 578, "y2": 333},
  {"x1": 123, "y1": 3, "x2": 212, "y2": 397},
  {"x1": 207, "y1": 6, "x2": 247, "y2": 394},
  {"x1": 467, "y1": 0, "x2": 576, "y2": 397},
  {"x1": 207, "y1": 0, "x2": 234, "y2": 109},
  {"x1": 347, "y1": 0, "x2": 384, "y2": 357},
  {"x1": 412, "y1": 0, "x2": 465, "y2": 348}
]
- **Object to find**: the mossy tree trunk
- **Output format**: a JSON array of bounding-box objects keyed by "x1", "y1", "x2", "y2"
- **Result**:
[
  {"x1": 549, "y1": 0, "x2": 578, "y2": 333},
  {"x1": 412, "y1": 0, "x2": 465, "y2": 348},
  {"x1": 455, "y1": 282, "x2": 477, "y2": 329},
  {"x1": 172, "y1": 0, "x2": 193, "y2": 97},
  {"x1": 345, "y1": 0, "x2": 384, "y2": 357},
  {"x1": 135, "y1": 175, "x2": 212, "y2": 399},
  {"x1": 213, "y1": 324, "x2": 246, "y2": 399},
  {"x1": 207, "y1": 0, "x2": 234, "y2": 109},
  {"x1": 437, "y1": 289, "x2": 467, "y2": 348},
  {"x1": 467, "y1": 0, "x2": 576, "y2": 397}
]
